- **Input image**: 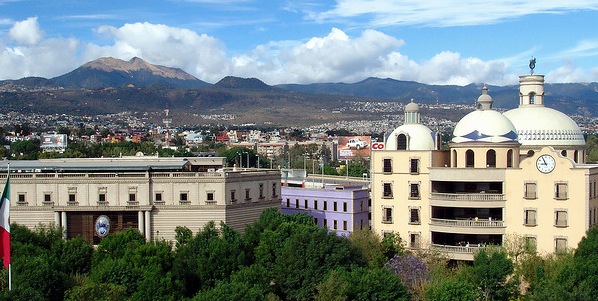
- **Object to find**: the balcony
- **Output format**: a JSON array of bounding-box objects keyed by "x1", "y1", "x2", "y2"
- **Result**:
[
  {"x1": 430, "y1": 218, "x2": 504, "y2": 228},
  {"x1": 430, "y1": 192, "x2": 504, "y2": 201},
  {"x1": 430, "y1": 244, "x2": 485, "y2": 261}
]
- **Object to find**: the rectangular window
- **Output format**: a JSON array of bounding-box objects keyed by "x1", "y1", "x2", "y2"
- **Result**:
[
  {"x1": 343, "y1": 202, "x2": 348, "y2": 212},
  {"x1": 324, "y1": 201, "x2": 328, "y2": 211},
  {"x1": 383, "y1": 158, "x2": 392, "y2": 173},
  {"x1": 295, "y1": 199, "x2": 299, "y2": 208},
  {"x1": 98, "y1": 193, "x2": 106, "y2": 204},
  {"x1": 68, "y1": 194, "x2": 76, "y2": 204},
  {"x1": 245, "y1": 189, "x2": 251, "y2": 201},
  {"x1": 155, "y1": 192, "x2": 163, "y2": 203},
  {"x1": 343, "y1": 220, "x2": 348, "y2": 231},
  {"x1": 286, "y1": 198, "x2": 290, "y2": 208},
  {"x1": 272, "y1": 183, "x2": 277, "y2": 197},
  {"x1": 44, "y1": 193, "x2": 51, "y2": 203},
  {"x1": 129, "y1": 193, "x2": 136, "y2": 203},
  {"x1": 323, "y1": 219, "x2": 327, "y2": 227},
  {"x1": 410, "y1": 158, "x2": 419, "y2": 174},
  {"x1": 383, "y1": 183, "x2": 393, "y2": 198},
  {"x1": 206, "y1": 192, "x2": 215, "y2": 204},
  {"x1": 180, "y1": 192, "x2": 189, "y2": 203},
  {"x1": 524, "y1": 209, "x2": 537, "y2": 226},
  {"x1": 333, "y1": 220, "x2": 338, "y2": 230},
  {"x1": 555, "y1": 210, "x2": 568, "y2": 227},
  {"x1": 525, "y1": 182, "x2": 537, "y2": 199},
  {"x1": 304, "y1": 199, "x2": 308, "y2": 209},
  {"x1": 555, "y1": 183, "x2": 568, "y2": 200},
  {"x1": 314, "y1": 218, "x2": 318, "y2": 225},
  {"x1": 18, "y1": 194, "x2": 26, "y2": 204},
  {"x1": 409, "y1": 208, "x2": 421, "y2": 224},
  {"x1": 333, "y1": 202, "x2": 338, "y2": 212},
  {"x1": 525, "y1": 236, "x2": 537, "y2": 253},
  {"x1": 409, "y1": 183, "x2": 420, "y2": 199},
  {"x1": 314, "y1": 200, "x2": 318, "y2": 210},
  {"x1": 555, "y1": 237, "x2": 568, "y2": 253},
  {"x1": 382, "y1": 207, "x2": 393, "y2": 223},
  {"x1": 259, "y1": 184, "x2": 264, "y2": 199},
  {"x1": 231, "y1": 190, "x2": 236, "y2": 202},
  {"x1": 410, "y1": 233, "x2": 421, "y2": 249}
]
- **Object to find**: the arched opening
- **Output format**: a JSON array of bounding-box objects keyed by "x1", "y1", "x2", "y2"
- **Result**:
[
  {"x1": 452, "y1": 149, "x2": 457, "y2": 167},
  {"x1": 466, "y1": 150, "x2": 475, "y2": 168},
  {"x1": 397, "y1": 134, "x2": 407, "y2": 150},
  {"x1": 561, "y1": 150, "x2": 567, "y2": 157},
  {"x1": 486, "y1": 149, "x2": 496, "y2": 167},
  {"x1": 507, "y1": 149, "x2": 513, "y2": 167},
  {"x1": 529, "y1": 92, "x2": 535, "y2": 104},
  {"x1": 574, "y1": 150, "x2": 579, "y2": 163}
]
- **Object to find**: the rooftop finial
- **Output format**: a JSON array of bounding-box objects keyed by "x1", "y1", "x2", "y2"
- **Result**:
[{"x1": 529, "y1": 57, "x2": 536, "y2": 75}]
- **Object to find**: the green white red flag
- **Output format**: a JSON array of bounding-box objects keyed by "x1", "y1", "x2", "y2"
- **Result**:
[{"x1": 0, "y1": 177, "x2": 10, "y2": 268}]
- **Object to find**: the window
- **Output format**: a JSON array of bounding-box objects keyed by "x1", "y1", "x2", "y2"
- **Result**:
[
  {"x1": 314, "y1": 218, "x2": 318, "y2": 225},
  {"x1": 397, "y1": 134, "x2": 407, "y2": 150},
  {"x1": 383, "y1": 183, "x2": 393, "y2": 198},
  {"x1": 272, "y1": 183, "x2": 277, "y2": 197},
  {"x1": 245, "y1": 189, "x2": 251, "y2": 201},
  {"x1": 343, "y1": 220, "x2": 348, "y2": 231},
  {"x1": 524, "y1": 236, "x2": 537, "y2": 253},
  {"x1": 44, "y1": 193, "x2": 52, "y2": 204},
  {"x1": 555, "y1": 183, "x2": 568, "y2": 200},
  {"x1": 314, "y1": 200, "x2": 318, "y2": 210},
  {"x1": 410, "y1": 158, "x2": 419, "y2": 174},
  {"x1": 295, "y1": 199, "x2": 299, "y2": 209},
  {"x1": 68, "y1": 194, "x2": 76, "y2": 204},
  {"x1": 128, "y1": 193, "x2": 136, "y2": 203},
  {"x1": 524, "y1": 209, "x2": 537, "y2": 226},
  {"x1": 207, "y1": 192, "x2": 215, "y2": 204},
  {"x1": 409, "y1": 183, "x2": 420, "y2": 199},
  {"x1": 231, "y1": 190, "x2": 236, "y2": 202},
  {"x1": 180, "y1": 192, "x2": 189, "y2": 203},
  {"x1": 333, "y1": 220, "x2": 338, "y2": 230},
  {"x1": 507, "y1": 149, "x2": 513, "y2": 167},
  {"x1": 409, "y1": 207, "x2": 420, "y2": 224},
  {"x1": 98, "y1": 193, "x2": 106, "y2": 204},
  {"x1": 259, "y1": 184, "x2": 264, "y2": 199},
  {"x1": 555, "y1": 237, "x2": 568, "y2": 253},
  {"x1": 286, "y1": 198, "x2": 290, "y2": 208},
  {"x1": 343, "y1": 202, "x2": 348, "y2": 212},
  {"x1": 382, "y1": 207, "x2": 393, "y2": 223},
  {"x1": 324, "y1": 201, "x2": 328, "y2": 211},
  {"x1": 304, "y1": 199, "x2": 308, "y2": 209},
  {"x1": 333, "y1": 202, "x2": 338, "y2": 212},
  {"x1": 155, "y1": 192, "x2": 163, "y2": 203},
  {"x1": 466, "y1": 150, "x2": 475, "y2": 167},
  {"x1": 383, "y1": 158, "x2": 392, "y2": 173},
  {"x1": 486, "y1": 149, "x2": 496, "y2": 167},
  {"x1": 525, "y1": 182, "x2": 537, "y2": 199},
  {"x1": 323, "y1": 219, "x2": 328, "y2": 227},
  {"x1": 555, "y1": 210, "x2": 568, "y2": 227},
  {"x1": 18, "y1": 194, "x2": 26, "y2": 204},
  {"x1": 409, "y1": 233, "x2": 421, "y2": 249}
]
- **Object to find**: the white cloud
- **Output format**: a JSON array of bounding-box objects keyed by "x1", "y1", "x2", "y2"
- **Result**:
[
  {"x1": 313, "y1": 0, "x2": 598, "y2": 27},
  {"x1": 8, "y1": 17, "x2": 43, "y2": 45}
]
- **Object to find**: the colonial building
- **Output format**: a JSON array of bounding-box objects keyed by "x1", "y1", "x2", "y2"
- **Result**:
[
  {"x1": 371, "y1": 72, "x2": 598, "y2": 260},
  {"x1": 281, "y1": 184, "x2": 370, "y2": 236},
  {"x1": 1, "y1": 156, "x2": 281, "y2": 244}
]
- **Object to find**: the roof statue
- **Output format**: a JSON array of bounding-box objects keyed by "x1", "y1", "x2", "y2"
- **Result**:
[{"x1": 529, "y1": 57, "x2": 536, "y2": 75}]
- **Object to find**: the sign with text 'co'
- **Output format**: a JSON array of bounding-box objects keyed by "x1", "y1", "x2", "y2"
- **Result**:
[{"x1": 371, "y1": 142, "x2": 385, "y2": 150}]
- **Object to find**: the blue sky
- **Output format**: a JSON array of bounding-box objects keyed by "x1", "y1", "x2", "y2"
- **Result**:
[{"x1": 1, "y1": 0, "x2": 598, "y2": 85}]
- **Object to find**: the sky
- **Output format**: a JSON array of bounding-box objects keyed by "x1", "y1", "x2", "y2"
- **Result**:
[{"x1": 1, "y1": 0, "x2": 598, "y2": 86}]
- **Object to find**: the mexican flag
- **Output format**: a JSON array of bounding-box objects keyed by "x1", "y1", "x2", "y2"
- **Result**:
[{"x1": 0, "y1": 177, "x2": 10, "y2": 268}]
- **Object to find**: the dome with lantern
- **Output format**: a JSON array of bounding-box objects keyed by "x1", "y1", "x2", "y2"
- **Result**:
[{"x1": 386, "y1": 99, "x2": 437, "y2": 150}]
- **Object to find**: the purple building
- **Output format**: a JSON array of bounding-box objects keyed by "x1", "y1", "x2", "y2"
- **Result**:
[{"x1": 281, "y1": 184, "x2": 370, "y2": 236}]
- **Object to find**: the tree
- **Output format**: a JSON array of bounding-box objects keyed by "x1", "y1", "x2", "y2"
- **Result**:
[
  {"x1": 470, "y1": 247, "x2": 518, "y2": 301},
  {"x1": 64, "y1": 282, "x2": 127, "y2": 301}
]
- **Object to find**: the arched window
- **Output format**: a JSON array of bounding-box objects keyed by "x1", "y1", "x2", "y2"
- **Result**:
[
  {"x1": 486, "y1": 149, "x2": 496, "y2": 167},
  {"x1": 507, "y1": 149, "x2": 513, "y2": 167},
  {"x1": 452, "y1": 149, "x2": 457, "y2": 167},
  {"x1": 561, "y1": 150, "x2": 567, "y2": 157},
  {"x1": 574, "y1": 150, "x2": 579, "y2": 163},
  {"x1": 466, "y1": 150, "x2": 475, "y2": 167},
  {"x1": 397, "y1": 134, "x2": 407, "y2": 150},
  {"x1": 529, "y1": 92, "x2": 535, "y2": 104}
]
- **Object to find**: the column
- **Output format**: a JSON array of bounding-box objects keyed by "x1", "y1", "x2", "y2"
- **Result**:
[
  {"x1": 61, "y1": 211, "x2": 67, "y2": 240},
  {"x1": 144, "y1": 211, "x2": 151, "y2": 241},
  {"x1": 138, "y1": 211, "x2": 145, "y2": 235}
]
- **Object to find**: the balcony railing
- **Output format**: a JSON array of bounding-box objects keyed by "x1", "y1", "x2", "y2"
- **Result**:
[
  {"x1": 430, "y1": 218, "x2": 505, "y2": 228},
  {"x1": 431, "y1": 244, "x2": 484, "y2": 254},
  {"x1": 430, "y1": 192, "x2": 504, "y2": 201}
]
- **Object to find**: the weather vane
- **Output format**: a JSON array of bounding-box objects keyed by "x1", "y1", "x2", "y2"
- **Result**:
[{"x1": 529, "y1": 57, "x2": 536, "y2": 75}]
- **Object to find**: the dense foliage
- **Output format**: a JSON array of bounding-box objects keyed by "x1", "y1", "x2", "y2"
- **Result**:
[{"x1": 2, "y1": 212, "x2": 598, "y2": 300}]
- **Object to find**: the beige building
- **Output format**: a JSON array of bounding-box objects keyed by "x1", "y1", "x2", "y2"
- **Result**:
[
  {"x1": 372, "y1": 73, "x2": 598, "y2": 260},
  {"x1": 1, "y1": 156, "x2": 281, "y2": 244}
]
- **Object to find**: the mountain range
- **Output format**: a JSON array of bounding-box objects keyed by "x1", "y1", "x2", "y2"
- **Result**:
[{"x1": 0, "y1": 57, "x2": 597, "y2": 126}]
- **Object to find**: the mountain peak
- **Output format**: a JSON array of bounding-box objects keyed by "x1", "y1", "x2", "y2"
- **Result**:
[
  {"x1": 81, "y1": 57, "x2": 197, "y2": 81},
  {"x1": 214, "y1": 76, "x2": 274, "y2": 91}
]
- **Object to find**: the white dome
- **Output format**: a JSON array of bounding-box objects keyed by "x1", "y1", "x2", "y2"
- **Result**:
[
  {"x1": 387, "y1": 124, "x2": 436, "y2": 150},
  {"x1": 453, "y1": 110, "x2": 518, "y2": 143},
  {"x1": 503, "y1": 106, "x2": 585, "y2": 146}
]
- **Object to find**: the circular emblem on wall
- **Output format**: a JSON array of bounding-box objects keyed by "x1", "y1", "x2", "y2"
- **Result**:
[{"x1": 95, "y1": 215, "x2": 110, "y2": 238}]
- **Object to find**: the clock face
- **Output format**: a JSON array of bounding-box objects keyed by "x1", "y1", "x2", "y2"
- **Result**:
[{"x1": 536, "y1": 154, "x2": 556, "y2": 173}]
